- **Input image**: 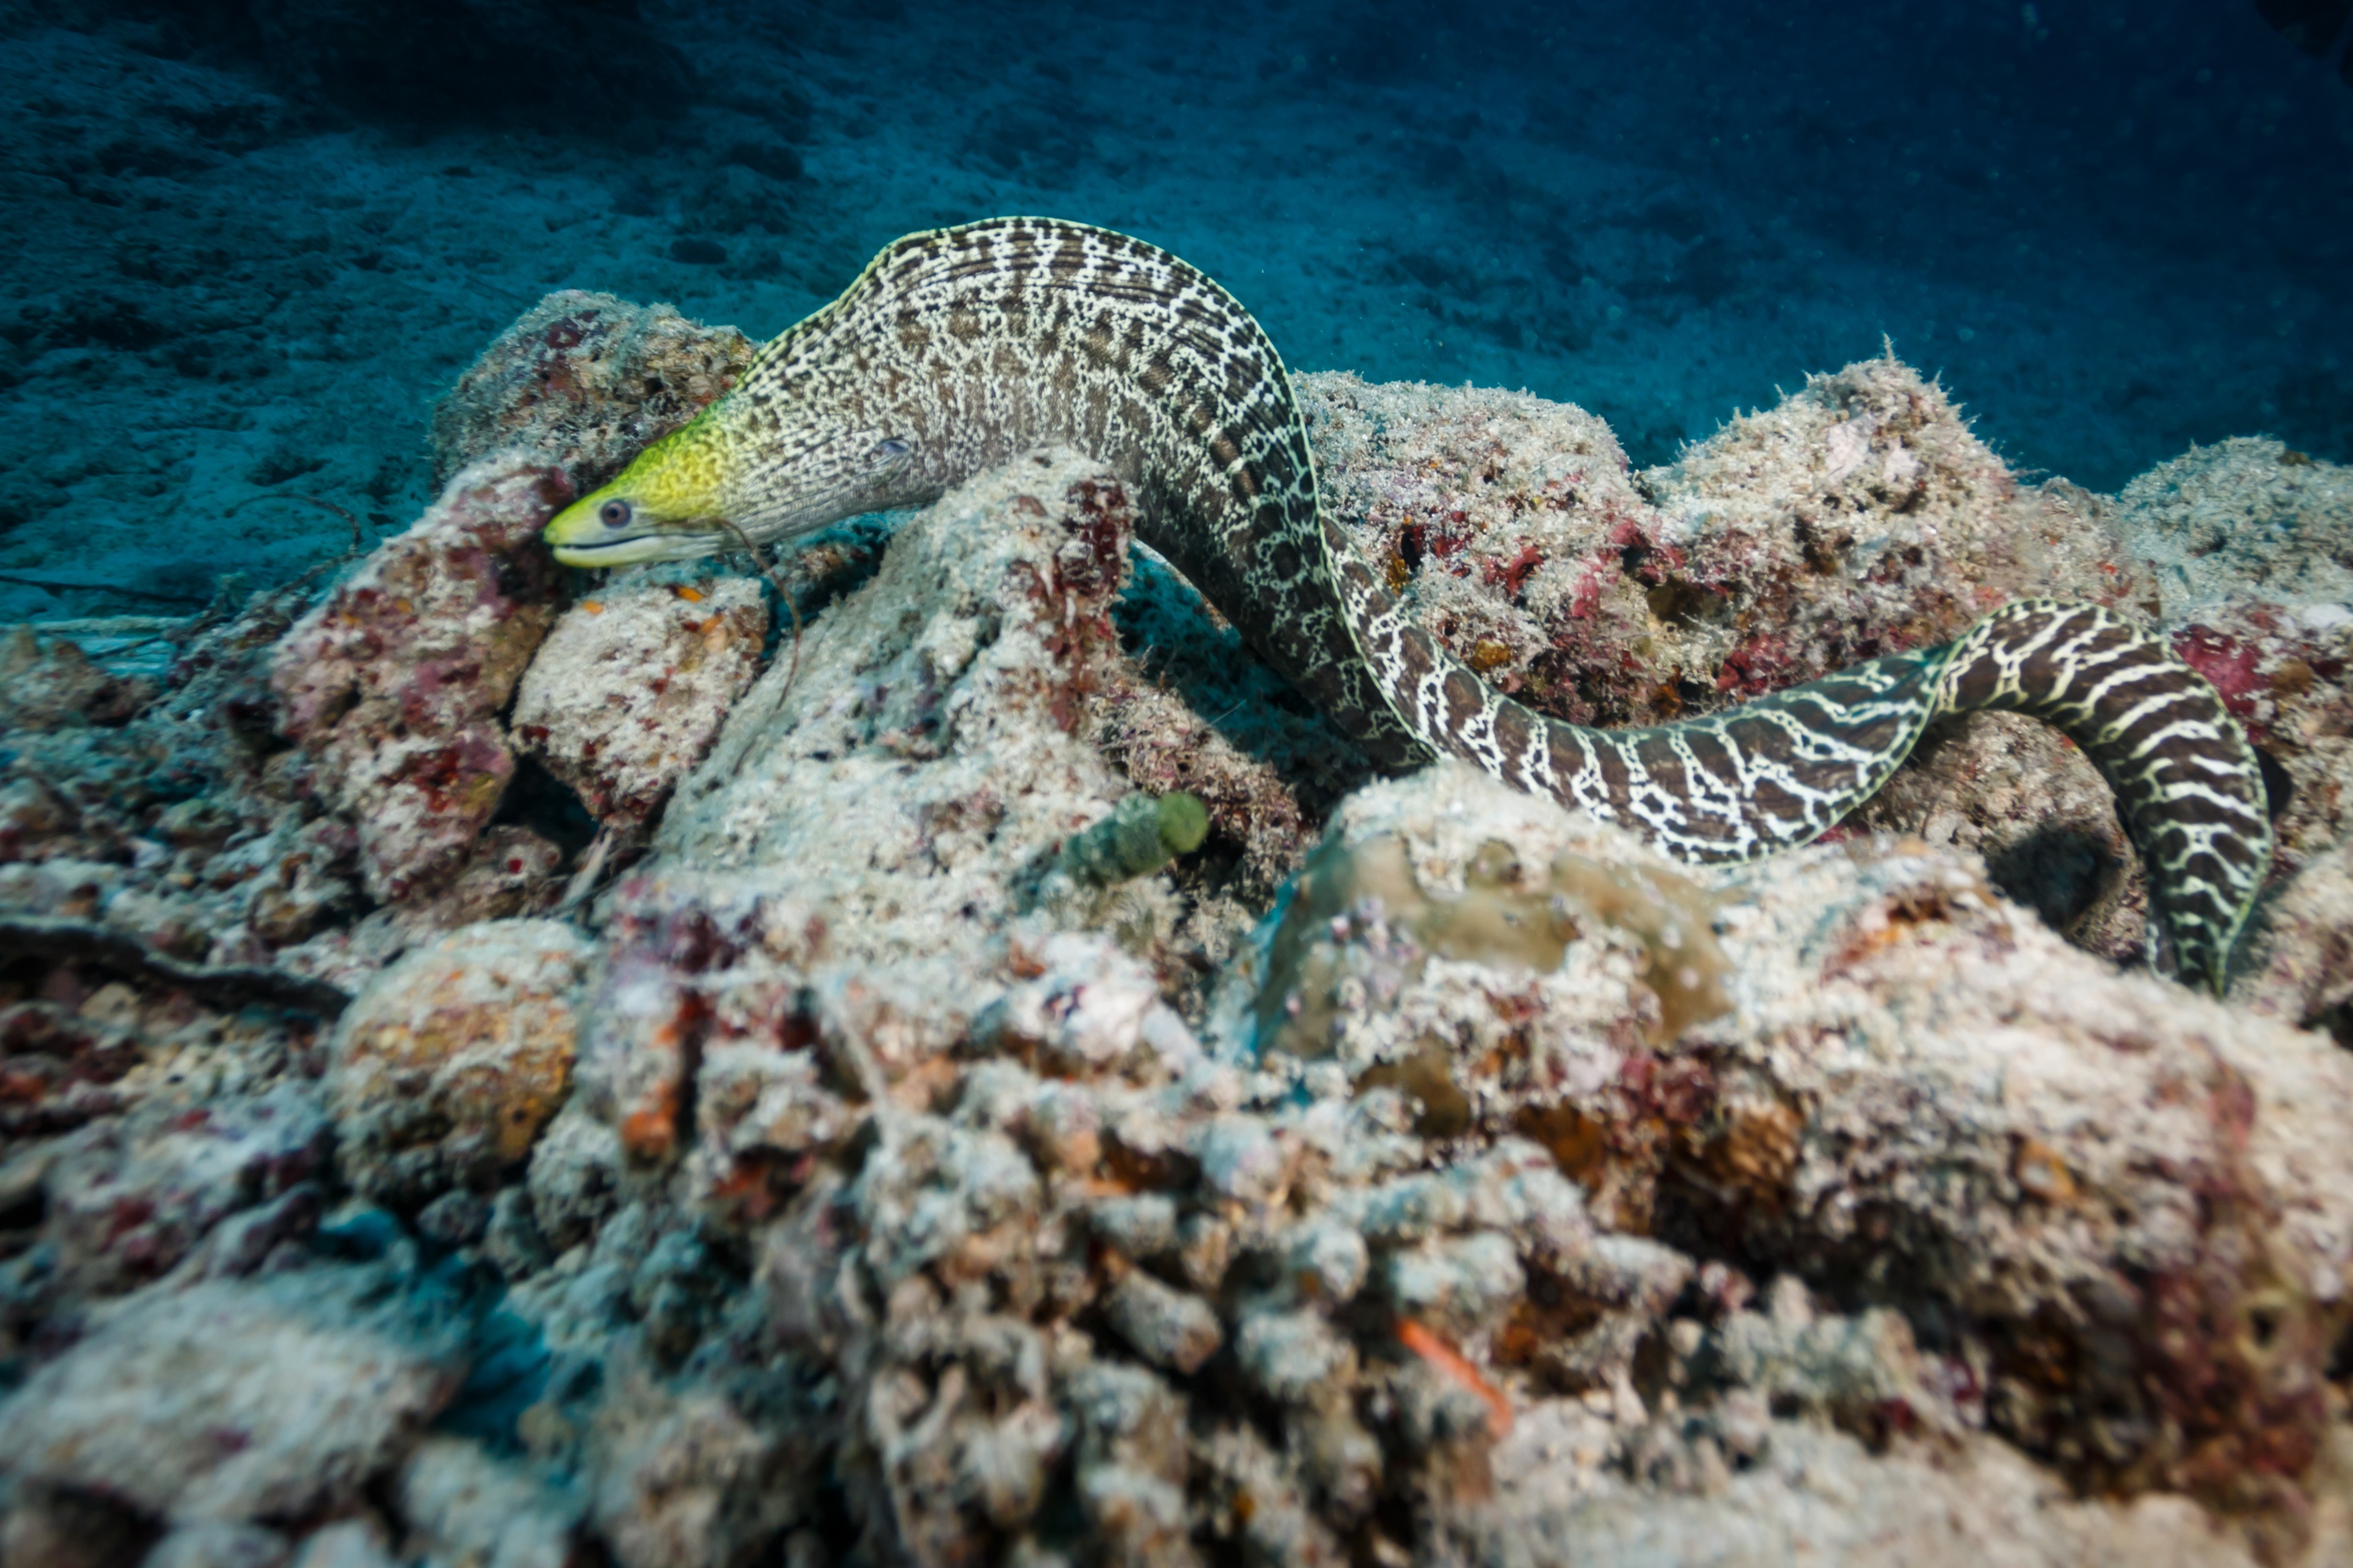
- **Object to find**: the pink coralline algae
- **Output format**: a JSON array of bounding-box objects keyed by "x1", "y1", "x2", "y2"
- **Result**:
[
  {"x1": 2174, "y1": 624, "x2": 2271, "y2": 738},
  {"x1": 269, "y1": 456, "x2": 572, "y2": 902}
]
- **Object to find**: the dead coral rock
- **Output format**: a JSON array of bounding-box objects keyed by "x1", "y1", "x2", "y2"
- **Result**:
[
  {"x1": 271, "y1": 455, "x2": 572, "y2": 902},
  {"x1": 1698, "y1": 1275, "x2": 1970, "y2": 1438},
  {"x1": 513, "y1": 577, "x2": 769, "y2": 830},
  {"x1": 1301, "y1": 368, "x2": 1660, "y2": 724},
  {"x1": 327, "y1": 918, "x2": 595, "y2": 1207},
  {"x1": 1645, "y1": 356, "x2": 2144, "y2": 689},
  {"x1": 2114, "y1": 439, "x2": 2353, "y2": 622},
  {"x1": 2244, "y1": 839, "x2": 2353, "y2": 1039},
  {"x1": 0, "y1": 624, "x2": 155, "y2": 731},
  {"x1": 0, "y1": 1483, "x2": 158, "y2": 1568},
  {"x1": 0, "y1": 975, "x2": 331, "y2": 1350},
  {"x1": 1300, "y1": 356, "x2": 2138, "y2": 733},
  {"x1": 38, "y1": 1078, "x2": 328, "y2": 1301},
  {"x1": 0, "y1": 1263, "x2": 469, "y2": 1524},
  {"x1": 284, "y1": 1521, "x2": 397, "y2": 1568},
  {"x1": 652, "y1": 450, "x2": 1140, "y2": 909},
  {"x1": 276, "y1": 825, "x2": 569, "y2": 1000},
  {"x1": 1104, "y1": 1265, "x2": 1223, "y2": 1374},
  {"x1": 1847, "y1": 709, "x2": 2148, "y2": 966},
  {"x1": 1458, "y1": 1406, "x2": 2271, "y2": 1567},
  {"x1": 727, "y1": 950, "x2": 1665, "y2": 1565},
  {"x1": 567, "y1": 453, "x2": 1156, "y2": 1185},
  {"x1": 1284, "y1": 764, "x2": 2353, "y2": 1525},
  {"x1": 394, "y1": 1435, "x2": 581, "y2": 1568},
  {"x1": 0, "y1": 586, "x2": 363, "y2": 973},
  {"x1": 429, "y1": 290, "x2": 753, "y2": 489},
  {"x1": 585, "y1": 1376, "x2": 810, "y2": 1568},
  {"x1": 142, "y1": 1521, "x2": 294, "y2": 1568},
  {"x1": 526, "y1": 1095, "x2": 624, "y2": 1252}
]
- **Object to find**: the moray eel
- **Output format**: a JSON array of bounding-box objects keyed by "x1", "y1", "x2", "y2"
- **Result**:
[{"x1": 545, "y1": 216, "x2": 2273, "y2": 992}]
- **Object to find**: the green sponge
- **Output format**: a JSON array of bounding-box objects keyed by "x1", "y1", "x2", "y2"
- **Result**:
[{"x1": 1060, "y1": 792, "x2": 1209, "y2": 886}]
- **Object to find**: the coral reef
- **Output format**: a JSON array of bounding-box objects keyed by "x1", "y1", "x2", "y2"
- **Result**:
[{"x1": 4, "y1": 292, "x2": 2352, "y2": 1566}]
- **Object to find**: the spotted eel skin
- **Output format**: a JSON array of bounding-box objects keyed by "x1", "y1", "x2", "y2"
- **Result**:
[{"x1": 543, "y1": 217, "x2": 2273, "y2": 992}]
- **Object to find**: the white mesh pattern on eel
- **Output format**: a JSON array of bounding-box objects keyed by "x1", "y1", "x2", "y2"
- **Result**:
[{"x1": 577, "y1": 217, "x2": 2275, "y2": 993}]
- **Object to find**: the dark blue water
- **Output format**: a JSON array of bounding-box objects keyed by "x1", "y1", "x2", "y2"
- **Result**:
[{"x1": 2, "y1": 0, "x2": 2348, "y2": 620}]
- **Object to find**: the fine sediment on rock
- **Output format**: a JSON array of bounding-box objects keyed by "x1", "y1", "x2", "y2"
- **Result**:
[
  {"x1": 512, "y1": 576, "x2": 769, "y2": 832},
  {"x1": 4, "y1": 288, "x2": 2352, "y2": 1566}
]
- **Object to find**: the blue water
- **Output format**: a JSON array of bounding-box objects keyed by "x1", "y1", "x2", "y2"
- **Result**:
[{"x1": 1, "y1": 0, "x2": 2348, "y2": 621}]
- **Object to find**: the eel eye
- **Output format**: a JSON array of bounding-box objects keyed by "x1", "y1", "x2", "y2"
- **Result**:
[
  {"x1": 598, "y1": 499, "x2": 631, "y2": 527},
  {"x1": 871, "y1": 438, "x2": 911, "y2": 462}
]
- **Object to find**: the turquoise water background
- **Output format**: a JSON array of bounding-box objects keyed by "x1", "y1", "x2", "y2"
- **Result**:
[{"x1": 1, "y1": 0, "x2": 2348, "y2": 620}]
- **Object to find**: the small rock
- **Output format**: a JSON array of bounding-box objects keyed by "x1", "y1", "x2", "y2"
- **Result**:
[
  {"x1": 142, "y1": 1521, "x2": 293, "y2": 1568},
  {"x1": 328, "y1": 919, "x2": 595, "y2": 1206},
  {"x1": 286, "y1": 1521, "x2": 396, "y2": 1568},
  {"x1": 0, "y1": 1264, "x2": 470, "y2": 1523},
  {"x1": 482, "y1": 1186, "x2": 554, "y2": 1280},
  {"x1": 0, "y1": 624, "x2": 154, "y2": 731},
  {"x1": 396, "y1": 1435, "x2": 579, "y2": 1568},
  {"x1": 1104, "y1": 1268, "x2": 1222, "y2": 1375},
  {"x1": 512, "y1": 578, "x2": 768, "y2": 830},
  {"x1": 270, "y1": 455, "x2": 574, "y2": 901},
  {"x1": 0, "y1": 1484, "x2": 155, "y2": 1568},
  {"x1": 587, "y1": 1380, "x2": 807, "y2": 1568},
  {"x1": 416, "y1": 1189, "x2": 493, "y2": 1247}
]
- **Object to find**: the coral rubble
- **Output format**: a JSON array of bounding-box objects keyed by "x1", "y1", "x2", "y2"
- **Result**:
[
  {"x1": 3, "y1": 293, "x2": 2352, "y2": 1566},
  {"x1": 512, "y1": 577, "x2": 769, "y2": 832},
  {"x1": 270, "y1": 457, "x2": 572, "y2": 904}
]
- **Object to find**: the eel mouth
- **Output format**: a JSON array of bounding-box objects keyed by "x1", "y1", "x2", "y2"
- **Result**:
[
  {"x1": 544, "y1": 500, "x2": 732, "y2": 567},
  {"x1": 548, "y1": 532, "x2": 721, "y2": 568}
]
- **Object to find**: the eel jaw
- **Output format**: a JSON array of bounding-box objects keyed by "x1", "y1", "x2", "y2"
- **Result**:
[
  {"x1": 543, "y1": 497, "x2": 734, "y2": 567},
  {"x1": 548, "y1": 531, "x2": 728, "y2": 568}
]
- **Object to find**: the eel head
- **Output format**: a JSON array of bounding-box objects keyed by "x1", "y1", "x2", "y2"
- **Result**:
[{"x1": 545, "y1": 406, "x2": 920, "y2": 568}]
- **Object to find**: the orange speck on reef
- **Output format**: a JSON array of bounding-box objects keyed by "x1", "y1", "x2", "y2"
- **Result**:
[
  {"x1": 1397, "y1": 1317, "x2": 1513, "y2": 1437},
  {"x1": 581, "y1": 600, "x2": 605, "y2": 614},
  {"x1": 619, "y1": 1086, "x2": 679, "y2": 1159}
]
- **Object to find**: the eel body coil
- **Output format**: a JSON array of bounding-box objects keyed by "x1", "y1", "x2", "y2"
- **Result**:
[{"x1": 544, "y1": 217, "x2": 2273, "y2": 992}]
